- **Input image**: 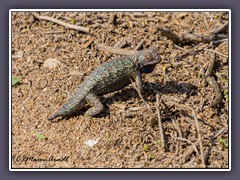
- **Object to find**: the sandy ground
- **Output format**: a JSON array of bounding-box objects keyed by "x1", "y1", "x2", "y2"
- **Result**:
[{"x1": 11, "y1": 11, "x2": 229, "y2": 168}]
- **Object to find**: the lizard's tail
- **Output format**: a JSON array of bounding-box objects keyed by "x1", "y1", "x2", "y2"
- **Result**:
[{"x1": 48, "y1": 112, "x2": 61, "y2": 121}]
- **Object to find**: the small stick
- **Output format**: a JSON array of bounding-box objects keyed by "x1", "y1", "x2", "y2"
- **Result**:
[
  {"x1": 98, "y1": 44, "x2": 137, "y2": 56},
  {"x1": 174, "y1": 44, "x2": 187, "y2": 51},
  {"x1": 172, "y1": 119, "x2": 183, "y2": 138},
  {"x1": 203, "y1": 48, "x2": 228, "y2": 58},
  {"x1": 182, "y1": 140, "x2": 200, "y2": 163},
  {"x1": 159, "y1": 27, "x2": 212, "y2": 44},
  {"x1": 214, "y1": 126, "x2": 228, "y2": 138},
  {"x1": 176, "y1": 44, "x2": 212, "y2": 60},
  {"x1": 176, "y1": 137, "x2": 199, "y2": 156},
  {"x1": 159, "y1": 23, "x2": 228, "y2": 45},
  {"x1": 108, "y1": 12, "x2": 117, "y2": 25},
  {"x1": 81, "y1": 36, "x2": 95, "y2": 48},
  {"x1": 212, "y1": 38, "x2": 228, "y2": 45},
  {"x1": 128, "y1": 106, "x2": 153, "y2": 111},
  {"x1": 156, "y1": 94, "x2": 165, "y2": 148},
  {"x1": 31, "y1": 12, "x2": 89, "y2": 34},
  {"x1": 114, "y1": 38, "x2": 127, "y2": 49},
  {"x1": 130, "y1": 79, "x2": 153, "y2": 114},
  {"x1": 44, "y1": 30, "x2": 65, "y2": 34},
  {"x1": 205, "y1": 53, "x2": 222, "y2": 107},
  {"x1": 206, "y1": 76, "x2": 222, "y2": 107},
  {"x1": 210, "y1": 22, "x2": 228, "y2": 36},
  {"x1": 125, "y1": 12, "x2": 149, "y2": 18},
  {"x1": 205, "y1": 53, "x2": 215, "y2": 77},
  {"x1": 161, "y1": 97, "x2": 207, "y2": 166},
  {"x1": 164, "y1": 98, "x2": 205, "y2": 166},
  {"x1": 189, "y1": 106, "x2": 206, "y2": 168},
  {"x1": 135, "y1": 39, "x2": 145, "y2": 51}
]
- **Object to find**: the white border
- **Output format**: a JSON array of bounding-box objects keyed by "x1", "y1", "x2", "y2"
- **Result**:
[{"x1": 9, "y1": 9, "x2": 231, "y2": 171}]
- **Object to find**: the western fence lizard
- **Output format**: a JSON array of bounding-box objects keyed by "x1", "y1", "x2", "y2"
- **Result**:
[{"x1": 48, "y1": 48, "x2": 161, "y2": 121}]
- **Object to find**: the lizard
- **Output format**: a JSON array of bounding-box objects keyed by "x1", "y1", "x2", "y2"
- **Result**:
[{"x1": 48, "y1": 48, "x2": 161, "y2": 121}]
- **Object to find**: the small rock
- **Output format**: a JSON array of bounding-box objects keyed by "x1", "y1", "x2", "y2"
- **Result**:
[
  {"x1": 176, "y1": 12, "x2": 188, "y2": 19},
  {"x1": 13, "y1": 50, "x2": 23, "y2": 58},
  {"x1": 69, "y1": 70, "x2": 84, "y2": 76},
  {"x1": 42, "y1": 87, "x2": 48, "y2": 92},
  {"x1": 84, "y1": 138, "x2": 100, "y2": 148},
  {"x1": 27, "y1": 57, "x2": 33, "y2": 64},
  {"x1": 159, "y1": 17, "x2": 169, "y2": 23},
  {"x1": 114, "y1": 103, "x2": 127, "y2": 110},
  {"x1": 43, "y1": 58, "x2": 62, "y2": 69}
]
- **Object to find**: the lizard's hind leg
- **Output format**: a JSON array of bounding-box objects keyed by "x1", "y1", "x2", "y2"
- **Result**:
[{"x1": 85, "y1": 93, "x2": 104, "y2": 117}]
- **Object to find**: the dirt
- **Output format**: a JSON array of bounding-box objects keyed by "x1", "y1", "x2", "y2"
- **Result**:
[{"x1": 11, "y1": 11, "x2": 229, "y2": 169}]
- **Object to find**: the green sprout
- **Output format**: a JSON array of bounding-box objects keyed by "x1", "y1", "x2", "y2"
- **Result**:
[
  {"x1": 219, "y1": 138, "x2": 228, "y2": 148},
  {"x1": 144, "y1": 144, "x2": 149, "y2": 151},
  {"x1": 72, "y1": 18, "x2": 76, "y2": 25},
  {"x1": 154, "y1": 139, "x2": 161, "y2": 145},
  {"x1": 12, "y1": 76, "x2": 20, "y2": 86},
  {"x1": 224, "y1": 89, "x2": 228, "y2": 100},
  {"x1": 150, "y1": 154, "x2": 156, "y2": 160},
  {"x1": 198, "y1": 72, "x2": 203, "y2": 78},
  {"x1": 34, "y1": 133, "x2": 48, "y2": 140}
]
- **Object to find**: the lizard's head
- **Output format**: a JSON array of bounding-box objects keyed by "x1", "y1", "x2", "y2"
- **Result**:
[{"x1": 136, "y1": 48, "x2": 161, "y2": 73}]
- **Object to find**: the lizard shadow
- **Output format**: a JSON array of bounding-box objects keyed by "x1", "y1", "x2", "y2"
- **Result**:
[
  {"x1": 103, "y1": 80, "x2": 198, "y2": 105},
  {"x1": 50, "y1": 81, "x2": 198, "y2": 122}
]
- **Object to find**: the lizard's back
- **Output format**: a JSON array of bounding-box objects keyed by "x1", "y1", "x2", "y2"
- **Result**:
[{"x1": 86, "y1": 56, "x2": 137, "y2": 95}]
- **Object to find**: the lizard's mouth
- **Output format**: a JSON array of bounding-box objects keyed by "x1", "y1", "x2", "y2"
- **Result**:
[{"x1": 143, "y1": 59, "x2": 161, "y2": 66}]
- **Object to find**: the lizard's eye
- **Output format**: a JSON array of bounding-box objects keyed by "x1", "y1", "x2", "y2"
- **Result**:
[{"x1": 145, "y1": 55, "x2": 153, "y2": 62}]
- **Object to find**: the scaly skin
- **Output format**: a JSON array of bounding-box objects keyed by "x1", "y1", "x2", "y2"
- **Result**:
[{"x1": 48, "y1": 48, "x2": 161, "y2": 120}]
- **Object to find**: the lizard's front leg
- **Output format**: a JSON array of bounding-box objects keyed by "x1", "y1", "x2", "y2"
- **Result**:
[
  {"x1": 85, "y1": 93, "x2": 104, "y2": 117},
  {"x1": 135, "y1": 70, "x2": 143, "y2": 92}
]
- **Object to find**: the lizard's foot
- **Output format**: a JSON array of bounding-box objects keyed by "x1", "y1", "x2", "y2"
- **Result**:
[{"x1": 85, "y1": 93, "x2": 104, "y2": 117}]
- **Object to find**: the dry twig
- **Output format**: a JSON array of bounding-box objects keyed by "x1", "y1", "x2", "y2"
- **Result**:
[
  {"x1": 130, "y1": 79, "x2": 153, "y2": 114},
  {"x1": 155, "y1": 94, "x2": 165, "y2": 148},
  {"x1": 211, "y1": 38, "x2": 228, "y2": 45},
  {"x1": 210, "y1": 22, "x2": 228, "y2": 36},
  {"x1": 125, "y1": 12, "x2": 149, "y2": 18},
  {"x1": 135, "y1": 39, "x2": 145, "y2": 51},
  {"x1": 204, "y1": 53, "x2": 222, "y2": 107},
  {"x1": 159, "y1": 27, "x2": 212, "y2": 44},
  {"x1": 81, "y1": 36, "x2": 95, "y2": 48},
  {"x1": 176, "y1": 44, "x2": 228, "y2": 62},
  {"x1": 182, "y1": 140, "x2": 200, "y2": 163},
  {"x1": 189, "y1": 106, "x2": 206, "y2": 168},
  {"x1": 214, "y1": 126, "x2": 228, "y2": 138},
  {"x1": 176, "y1": 137, "x2": 199, "y2": 156},
  {"x1": 31, "y1": 12, "x2": 89, "y2": 34},
  {"x1": 44, "y1": 30, "x2": 65, "y2": 34},
  {"x1": 172, "y1": 119, "x2": 183, "y2": 138},
  {"x1": 108, "y1": 13, "x2": 117, "y2": 25},
  {"x1": 203, "y1": 48, "x2": 228, "y2": 58},
  {"x1": 161, "y1": 97, "x2": 206, "y2": 166},
  {"x1": 159, "y1": 22, "x2": 228, "y2": 45},
  {"x1": 114, "y1": 38, "x2": 127, "y2": 49}
]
